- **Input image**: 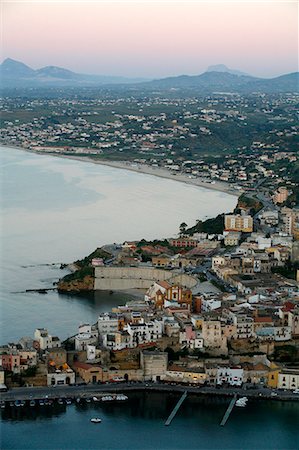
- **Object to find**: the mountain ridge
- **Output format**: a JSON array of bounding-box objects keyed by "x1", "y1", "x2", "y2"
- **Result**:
[{"x1": 1, "y1": 58, "x2": 298, "y2": 92}]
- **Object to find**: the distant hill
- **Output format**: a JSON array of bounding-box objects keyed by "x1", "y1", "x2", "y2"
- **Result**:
[
  {"x1": 206, "y1": 64, "x2": 249, "y2": 76},
  {"x1": 143, "y1": 70, "x2": 299, "y2": 93},
  {"x1": 0, "y1": 58, "x2": 147, "y2": 87},
  {"x1": 1, "y1": 58, "x2": 298, "y2": 93}
]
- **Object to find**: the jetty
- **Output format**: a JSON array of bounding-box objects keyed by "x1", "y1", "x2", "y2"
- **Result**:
[
  {"x1": 165, "y1": 391, "x2": 187, "y2": 426},
  {"x1": 220, "y1": 393, "x2": 237, "y2": 426}
]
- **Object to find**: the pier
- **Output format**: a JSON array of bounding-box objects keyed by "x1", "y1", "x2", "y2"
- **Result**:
[
  {"x1": 165, "y1": 391, "x2": 187, "y2": 426},
  {"x1": 220, "y1": 393, "x2": 237, "y2": 426}
]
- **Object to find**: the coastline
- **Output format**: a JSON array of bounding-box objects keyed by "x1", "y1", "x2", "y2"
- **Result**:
[
  {"x1": 1, "y1": 382, "x2": 299, "y2": 403},
  {"x1": 0, "y1": 144, "x2": 239, "y2": 197}
]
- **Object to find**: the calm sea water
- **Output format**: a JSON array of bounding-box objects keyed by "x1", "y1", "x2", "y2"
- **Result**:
[
  {"x1": 1, "y1": 393, "x2": 299, "y2": 449},
  {"x1": 0, "y1": 146, "x2": 236, "y2": 343},
  {"x1": 1, "y1": 147, "x2": 299, "y2": 449}
]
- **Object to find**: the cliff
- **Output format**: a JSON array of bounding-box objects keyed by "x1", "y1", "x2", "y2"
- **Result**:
[{"x1": 57, "y1": 275, "x2": 94, "y2": 293}]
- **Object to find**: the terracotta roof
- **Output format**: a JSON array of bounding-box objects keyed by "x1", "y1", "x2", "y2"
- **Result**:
[
  {"x1": 73, "y1": 362, "x2": 102, "y2": 371},
  {"x1": 254, "y1": 317, "x2": 273, "y2": 323},
  {"x1": 158, "y1": 281, "x2": 171, "y2": 289},
  {"x1": 282, "y1": 302, "x2": 295, "y2": 312}
]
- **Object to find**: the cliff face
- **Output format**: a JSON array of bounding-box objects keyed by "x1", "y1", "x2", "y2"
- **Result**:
[{"x1": 57, "y1": 275, "x2": 94, "y2": 293}]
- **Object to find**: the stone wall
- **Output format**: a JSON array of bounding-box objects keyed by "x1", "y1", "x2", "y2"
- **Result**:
[{"x1": 94, "y1": 267, "x2": 197, "y2": 291}]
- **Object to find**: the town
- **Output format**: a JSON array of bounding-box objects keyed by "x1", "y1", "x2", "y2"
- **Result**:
[
  {"x1": 1, "y1": 91, "x2": 298, "y2": 200},
  {"x1": 1, "y1": 187, "x2": 298, "y2": 398}
]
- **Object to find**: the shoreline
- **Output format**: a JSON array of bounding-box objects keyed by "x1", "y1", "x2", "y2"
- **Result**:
[
  {"x1": 1, "y1": 383, "x2": 298, "y2": 403},
  {"x1": 0, "y1": 144, "x2": 239, "y2": 197}
]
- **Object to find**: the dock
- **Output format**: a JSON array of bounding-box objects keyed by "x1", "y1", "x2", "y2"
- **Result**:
[
  {"x1": 165, "y1": 391, "x2": 187, "y2": 426},
  {"x1": 220, "y1": 393, "x2": 237, "y2": 426}
]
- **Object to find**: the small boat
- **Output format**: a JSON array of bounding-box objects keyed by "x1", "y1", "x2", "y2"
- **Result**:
[
  {"x1": 116, "y1": 394, "x2": 128, "y2": 401},
  {"x1": 29, "y1": 400, "x2": 36, "y2": 407},
  {"x1": 39, "y1": 399, "x2": 45, "y2": 406},
  {"x1": 85, "y1": 398, "x2": 91, "y2": 403},
  {"x1": 65, "y1": 399, "x2": 72, "y2": 405},
  {"x1": 0, "y1": 401, "x2": 6, "y2": 409},
  {"x1": 236, "y1": 397, "x2": 248, "y2": 407},
  {"x1": 14, "y1": 400, "x2": 22, "y2": 407},
  {"x1": 9, "y1": 401, "x2": 14, "y2": 407},
  {"x1": 101, "y1": 395, "x2": 114, "y2": 402},
  {"x1": 90, "y1": 418, "x2": 102, "y2": 423},
  {"x1": 76, "y1": 398, "x2": 81, "y2": 404},
  {"x1": 92, "y1": 396, "x2": 101, "y2": 402},
  {"x1": 57, "y1": 398, "x2": 64, "y2": 405}
]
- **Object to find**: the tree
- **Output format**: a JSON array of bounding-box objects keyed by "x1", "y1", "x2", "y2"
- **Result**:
[{"x1": 179, "y1": 222, "x2": 188, "y2": 236}]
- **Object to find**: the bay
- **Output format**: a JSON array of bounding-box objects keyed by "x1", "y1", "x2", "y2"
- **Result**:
[
  {"x1": 0, "y1": 146, "x2": 236, "y2": 343},
  {"x1": 1, "y1": 147, "x2": 298, "y2": 449}
]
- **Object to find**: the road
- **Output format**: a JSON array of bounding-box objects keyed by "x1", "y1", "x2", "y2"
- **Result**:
[{"x1": 1, "y1": 382, "x2": 298, "y2": 402}]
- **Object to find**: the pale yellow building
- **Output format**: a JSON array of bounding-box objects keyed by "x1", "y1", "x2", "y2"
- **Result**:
[{"x1": 225, "y1": 214, "x2": 253, "y2": 233}]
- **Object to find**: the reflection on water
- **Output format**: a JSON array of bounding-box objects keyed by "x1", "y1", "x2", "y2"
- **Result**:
[{"x1": 1, "y1": 393, "x2": 299, "y2": 449}]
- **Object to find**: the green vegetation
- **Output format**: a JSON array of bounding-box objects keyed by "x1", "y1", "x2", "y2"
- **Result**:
[
  {"x1": 62, "y1": 266, "x2": 94, "y2": 282},
  {"x1": 185, "y1": 214, "x2": 225, "y2": 235},
  {"x1": 284, "y1": 185, "x2": 299, "y2": 207},
  {"x1": 74, "y1": 247, "x2": 112, "y2": 268},
  {"x1": 272, "y1": 261, "x2": 299, "y2": 280},
  {"x1": 273, "y1": 345, "x2": 298, "y2": 363},
  {"x1": 21, "y1": 366, "x2": 37, "y2": 377},
  {"x1": 235, "y1": 194, "x2": 263, "y2": 215}
]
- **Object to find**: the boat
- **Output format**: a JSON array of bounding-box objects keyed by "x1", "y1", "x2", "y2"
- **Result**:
[
  {"x1": 39, "y1": 399, "x2": 45, "y2": 406},
  {"x1": 57, "y1": 398, "x2": 64, "y2": 405},
  {"x1": 29, "y1": 400, "x2": 36, "y2": 407},
  {"x1": 65, "y1": 399, "x2": 72, "y2": 405},
  {"x1": 116, "y1": 394, "x2": 128, "y2": 401},
  {"x1": 90, "y1": 418, "x2": 102, "y2": 423},
  {"x1": 101, "y1": 395, "x2": 115, "y2": 402},
  {"x1": 236, "y1": 397, "x2": 248, "y2": 407},
  {"x1": 92, "y1": 396, "x2": 101, "y2": 402}
]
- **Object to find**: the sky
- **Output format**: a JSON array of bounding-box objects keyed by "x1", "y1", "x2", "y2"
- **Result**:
[{"x1": 1, "y1": 0, "x2": 298, "y2": 78}]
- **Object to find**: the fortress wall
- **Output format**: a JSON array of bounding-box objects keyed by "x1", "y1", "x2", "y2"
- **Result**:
[{"x1": 94, "y1": 267, "x2": 197, "y2": 291}]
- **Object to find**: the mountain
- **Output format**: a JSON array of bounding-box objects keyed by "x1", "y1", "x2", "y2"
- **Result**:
[
  {"x1": 0, "y1": 58, "x2": 147, "y2": 87},
  {"x1": 206, "y1": 64, "x2": 249, "y2": 76},
  {"x1": 36, "y1": 65, "x2": 80, "y2": 80},
  {"x1": 143, "y1": 70, "x2": 299, "y2": 93},
  {"x1": 0, "y1": 58, "x2": 36, "y2": 78},
  {"x1": 1, "y1": 58, "x2": 298, "y2": 93}
]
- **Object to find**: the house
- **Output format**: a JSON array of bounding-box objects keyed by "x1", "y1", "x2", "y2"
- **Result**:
[
  {"x1": 140, "y1": 351, "x2": 168, "y2": 381},
  {"x1": 278, "y1": 369, "x2": 299, "y2": 390},
  {"x1": 224, "y1": 232, "x2": 241, "y2": 247},
  {"x1": 216, "y1": 366, "x2": 244, "y2": 386},
  {"x1": 72, "y1": 361, "x2": 105, "y2": 384},
  {"x1": 47, "y1": 363, "x2": 75, "y2": 386}
]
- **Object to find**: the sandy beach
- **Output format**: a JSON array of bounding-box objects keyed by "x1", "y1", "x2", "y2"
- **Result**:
[{"x1": 1, "y1": 144, "x2": 240, "y2": 197}]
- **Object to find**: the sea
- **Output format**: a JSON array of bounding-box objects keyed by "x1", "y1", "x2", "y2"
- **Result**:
[{"x1": 1, "y1": 146, "x2": 298, "y2": 450}]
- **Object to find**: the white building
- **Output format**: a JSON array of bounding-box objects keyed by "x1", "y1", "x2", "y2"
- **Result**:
[
  {"x1": 34, "y1": 329, "x2": 61, "y2": 350},
  {"x1": 278, "y1": 370, "x2": 299, "y2": 390},
  {"x1": 217, "y1": 367, "x2": 244, "y2": 386},
  {"x1": 98, "y1": 313, "x2": 119, "y2": 336}
]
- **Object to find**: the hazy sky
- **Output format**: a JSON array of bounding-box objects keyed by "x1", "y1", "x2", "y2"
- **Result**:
[{"x1": 2, "y1": 0, "x2": 298, "y2": 78}]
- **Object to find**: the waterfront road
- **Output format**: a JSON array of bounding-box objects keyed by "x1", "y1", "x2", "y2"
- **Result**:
[{"x1": 1, "y1": 383, "x2": 299, "y2": 402}]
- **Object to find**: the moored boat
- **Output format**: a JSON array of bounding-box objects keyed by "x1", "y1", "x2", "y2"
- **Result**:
[
  {"x1": 101, "y1": 395, "x2": 115, "y2": 402},
  {"x1": 116, "y1": 394, "x2": 128, "y2": 401},
  {"x1": 236, "y1": 397, "x2": 248, "y2": 407},
  {"x1": 90, "y1": 418, "x2": 102, "y2": 423}
]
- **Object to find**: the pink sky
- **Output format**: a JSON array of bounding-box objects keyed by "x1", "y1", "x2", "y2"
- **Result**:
[{"x1": 2, "y1": 1, "x2": 298, "y2": 78}]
